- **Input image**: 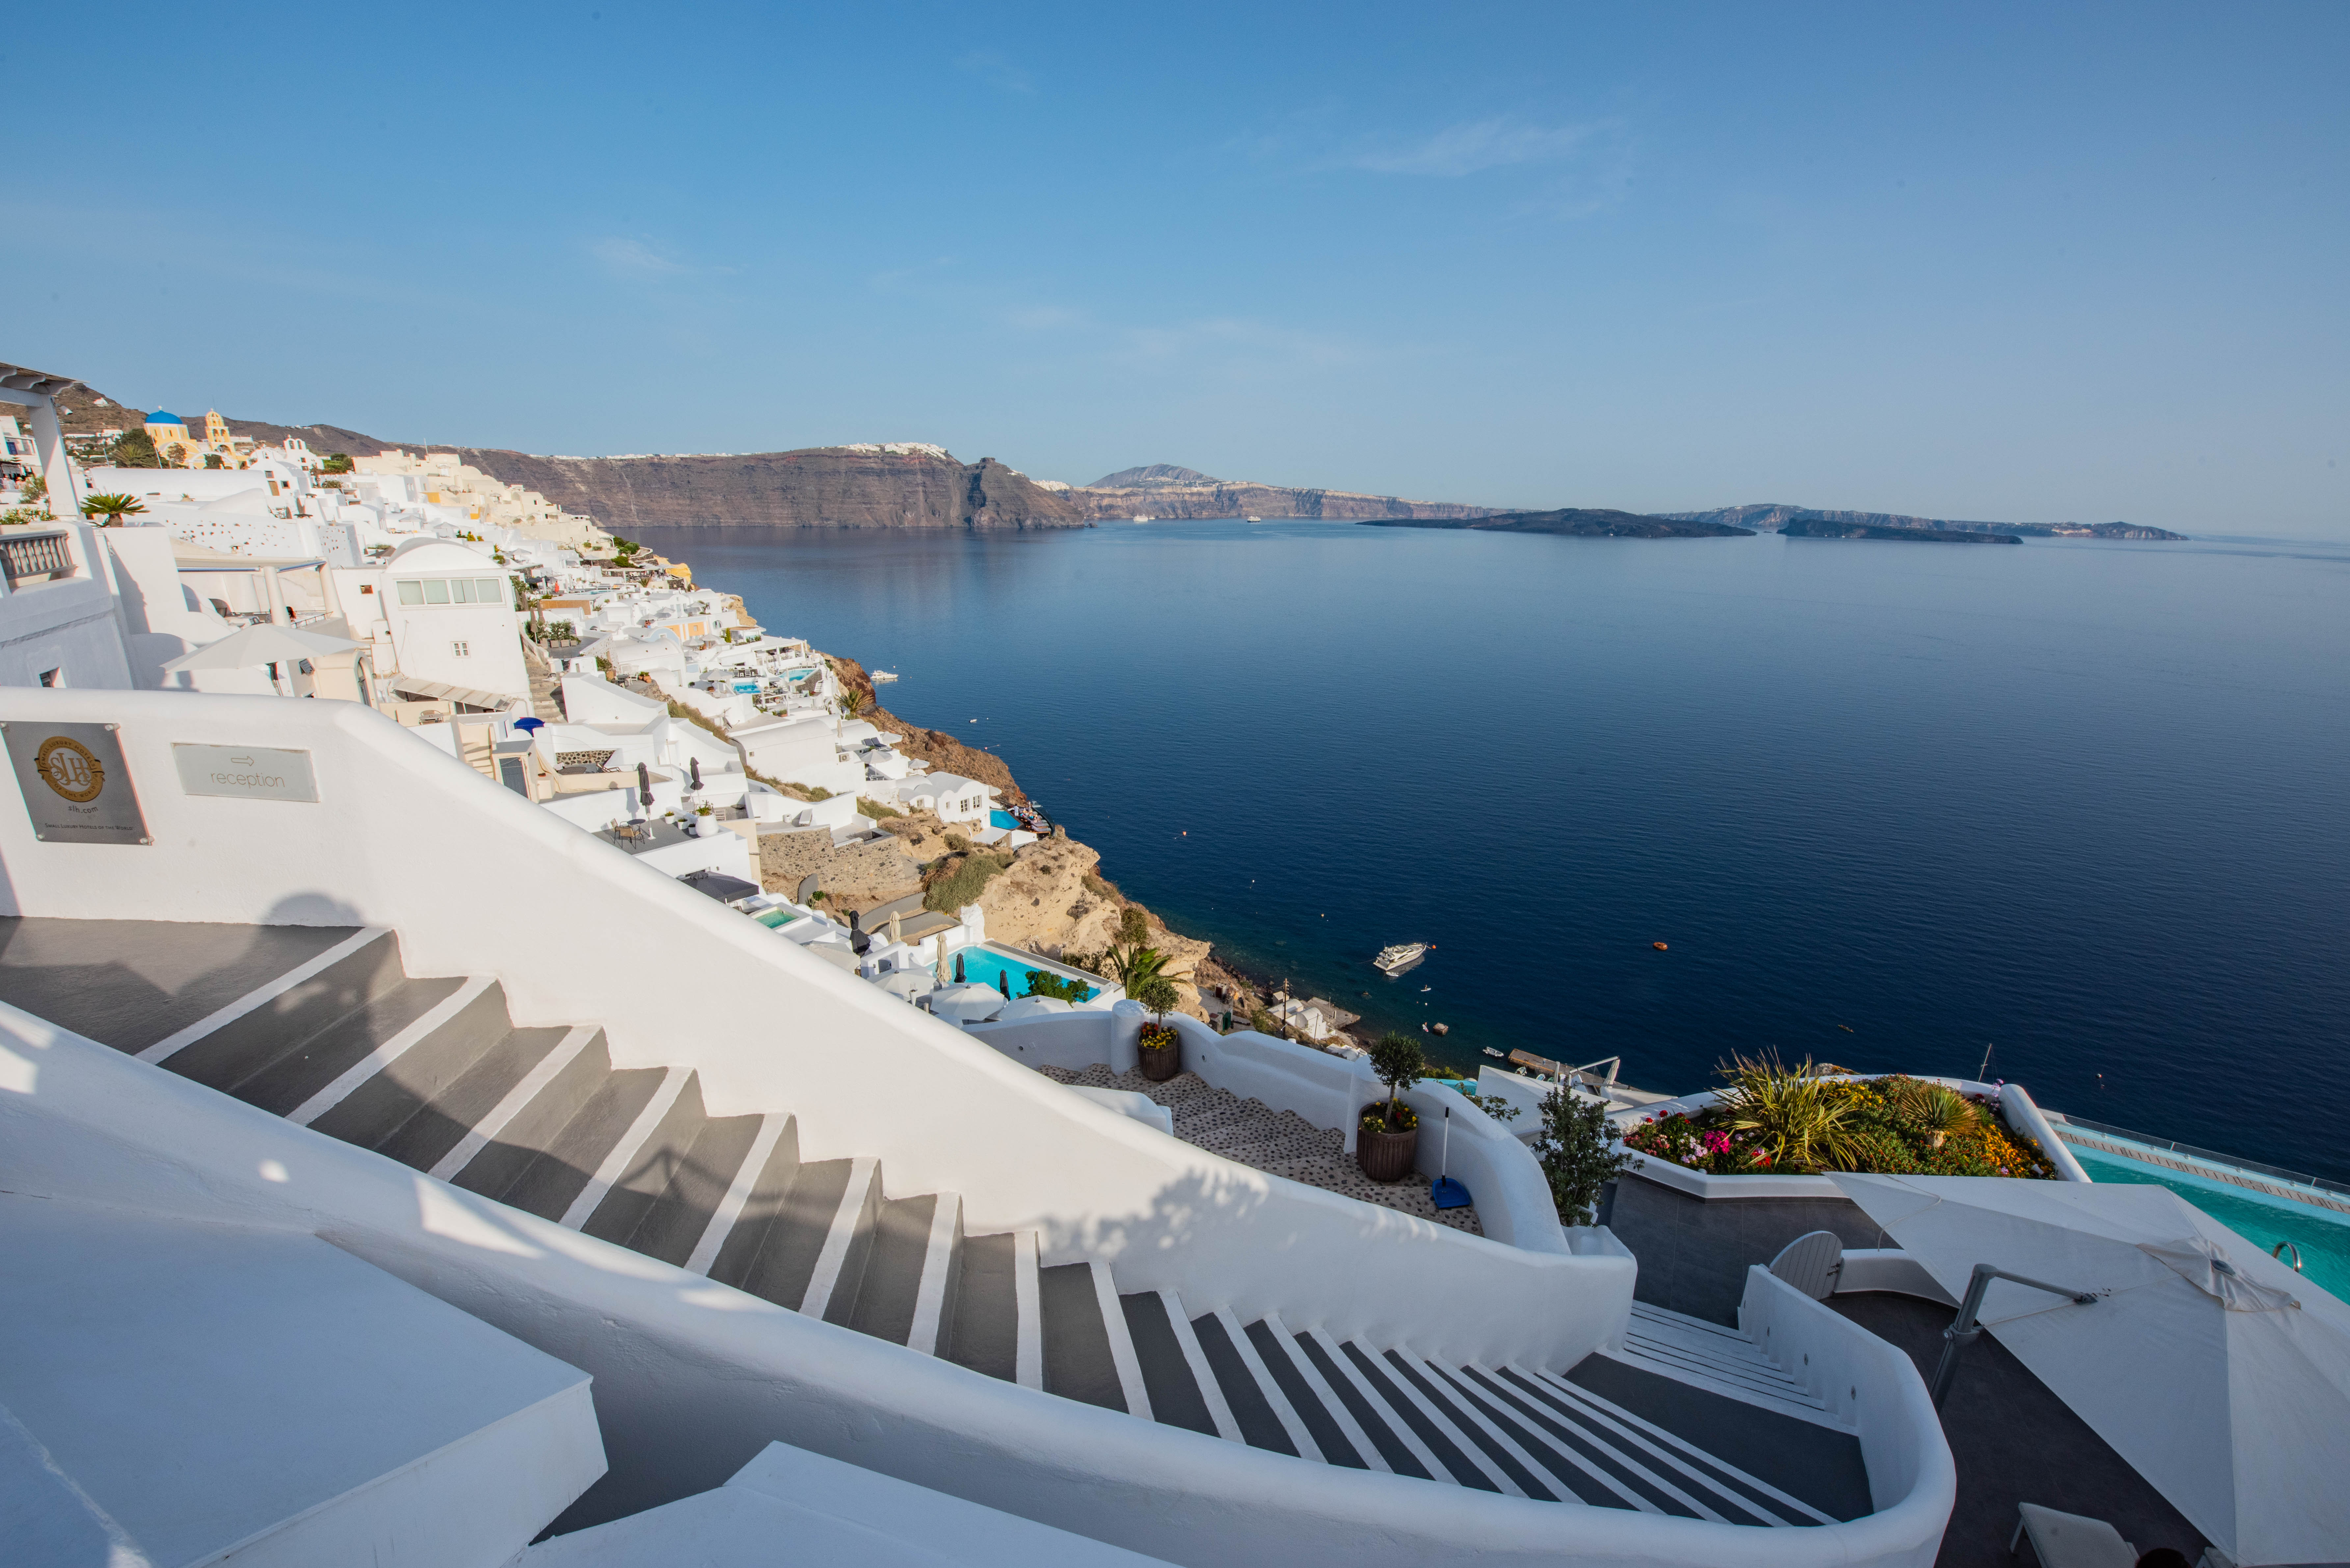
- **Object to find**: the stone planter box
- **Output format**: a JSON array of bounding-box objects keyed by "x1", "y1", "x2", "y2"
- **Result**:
[
  {"x1": 1137, "y1": 1025, "x2": 1180, "y2": 1082},
  {"x1": 1356, "y1": 1123, "x2": 1419, "y2": 1183}
]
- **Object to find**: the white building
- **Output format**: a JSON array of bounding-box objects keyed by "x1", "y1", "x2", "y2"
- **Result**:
[
  {"x1": 895, "y1": 771, "x2": 997, "y2": 825},
  {"x1": 340, "y1": 537, "x2": 527, "y2": 707}
]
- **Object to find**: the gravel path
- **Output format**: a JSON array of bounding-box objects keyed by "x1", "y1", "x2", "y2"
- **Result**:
[{"x1": 1038, "y1": 1063, "x2": 1483, "y2": 1236}]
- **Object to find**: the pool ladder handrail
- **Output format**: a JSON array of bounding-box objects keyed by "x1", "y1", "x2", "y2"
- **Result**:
[{"x1": 2272, "y1": 1240, "x2": 2305, "y2": 1273}]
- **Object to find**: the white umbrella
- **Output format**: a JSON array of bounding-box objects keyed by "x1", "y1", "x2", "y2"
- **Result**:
[
  {"x1": 873, "y1": 968, "x2": 937, "y2": 1004},
  {"x1": 996, "y1": 995, "x2": 1073, "y2": 1021},
  {"x1": 1833, "y1": 1173, "x2": 2350, "y2": 1566},
  {"x1": 926, "y1": 982, "x2": 1005, "y2": 1024},
  {"x1": 161, "y1": 623, "x2": 361, "y2": 673}
]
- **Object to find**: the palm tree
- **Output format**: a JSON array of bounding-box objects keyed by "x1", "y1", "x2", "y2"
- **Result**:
[
  {"x1": 79, "y1": 493, "x2": 148, "y2": 527},
  {"x1": 1104, "y1": 942, "x2": 1168, "y2": 994}
]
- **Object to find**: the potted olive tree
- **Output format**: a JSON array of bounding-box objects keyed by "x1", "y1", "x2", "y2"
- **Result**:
[
  {"x1": 1357, "y1": 1033, "x2": 1424, "y2": 1182},
  {"x1": 1135, "y1": 977, "x2": 1182, "y2": 1081}
]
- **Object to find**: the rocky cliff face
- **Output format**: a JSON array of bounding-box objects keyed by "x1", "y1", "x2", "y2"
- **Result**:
[
  {"x1": 440, "y1": 446, "x2": 1090, "y2": 531},
  {"x1": 1066, "y1": 479, "x2": 1489, "y2": 522}
]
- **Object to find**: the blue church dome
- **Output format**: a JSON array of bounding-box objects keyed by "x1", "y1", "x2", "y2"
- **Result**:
[{"x1": 147, "y1": 410, "x2": 182, "y2": 425}]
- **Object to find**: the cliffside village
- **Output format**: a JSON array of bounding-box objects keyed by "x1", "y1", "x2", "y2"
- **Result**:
[{"x1": 0, "y1": 385, "x2": 1350, "y2": 1043}]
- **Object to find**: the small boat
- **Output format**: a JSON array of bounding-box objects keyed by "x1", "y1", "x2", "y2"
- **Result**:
[
  {"x1": 871, "y1": 669, "x2": 899, "y2": 683},
  {"x1": 1419, "y1": 985, "x2": 1431, "y2": 993},
  {"x1": 1483, "y1": 1046, "x2": 1505, "y2": 1059},
  {"x1": 1651, "y1": 941, "x2": 1669, "y2": 951},
  {"x1": 1419, "y1": 1023, "x2": 1430, "y2": 1033},
  {"x1": 1373, "y1": 942, "x2": 1427, "y2": 975},
  {"x1": 1245, "y1": 515, "x2": 1263, "y2": 523}
]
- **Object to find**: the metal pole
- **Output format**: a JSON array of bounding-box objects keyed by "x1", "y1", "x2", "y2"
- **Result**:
[{"x1": 1931, "y1": 1263, "x2": 2100, "y2": 1409}]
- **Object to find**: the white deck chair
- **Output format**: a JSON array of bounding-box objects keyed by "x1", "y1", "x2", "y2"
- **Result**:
[
  {"x1": 2010, "y1": 1503, "x2": 2138, "y2": 1568},
  {"x1": 1767, "y1": 1230, "x2": 1845, "y2": 1300}
]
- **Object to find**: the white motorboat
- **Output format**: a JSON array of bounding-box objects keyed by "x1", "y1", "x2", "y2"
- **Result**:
[
  {"x1": 872, "y1": 670, "x2": 899, "y2": 683},
  {"x1": 1373, "y1": 942, "x2": 1427, "y2": 975}
]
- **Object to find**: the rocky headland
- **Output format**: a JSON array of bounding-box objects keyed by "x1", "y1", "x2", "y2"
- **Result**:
[
  {"x1": 1361, "y1": 507, "x2": 1752, "y2": 539},
  {"x1": 1780, "y1": 517, "x2": 2020, "y2": 543},
  {"x1": 1666, "y1": 503, "x2": 2185, "y2": 541}
]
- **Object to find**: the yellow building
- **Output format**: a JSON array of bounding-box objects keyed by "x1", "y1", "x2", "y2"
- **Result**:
[{"x1": 143, "y1": 410, "x2": 194, "y2": 464}]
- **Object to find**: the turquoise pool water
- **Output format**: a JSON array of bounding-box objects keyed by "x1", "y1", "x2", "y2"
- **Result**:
[
  {"x1": 2072, "y1": 1143, "x2": 2350, "y2": 1301},
  {"x1": 754, "y1": 908, "x2": 803, "y2": 928},
  {"x1": 952, "y1": 945, "x2": 1097, "y2": 1002},
  {"x1": 990, "y1": 809, "x2": 1020, "y2": 830}
]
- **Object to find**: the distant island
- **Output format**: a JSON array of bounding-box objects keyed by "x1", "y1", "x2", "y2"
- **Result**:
[
  {"x1": 1780, "y1": 517, "x2": 2020, "y2": 544},
  {"x1": 1665, "y1": 503, "x2": 2185, "y2": 542},
  {"x1": 1358, "y1": 508, "x2": 1751, "y2": 539}
]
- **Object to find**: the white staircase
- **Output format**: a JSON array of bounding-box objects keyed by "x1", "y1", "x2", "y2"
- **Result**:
[{"x1": 1619, "y1": 1300, "x2": 1849, "y2": 1427}]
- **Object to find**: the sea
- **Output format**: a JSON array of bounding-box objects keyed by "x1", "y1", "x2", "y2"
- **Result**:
[{"x1": 627, "y1": 519, "x2": 2350, "y2": 1184}]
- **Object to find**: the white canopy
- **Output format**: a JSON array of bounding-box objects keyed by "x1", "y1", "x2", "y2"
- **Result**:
[
  {"x1": 926, "y1": 982, "x2": 1005, "y2": 1024},
  {"x1": 162, "y1": 623, "x2": 361, "y2": 673},
  {"x1": 1832, "y1": 1173, "x2": 2350, "y2": 1565},
  {"x1": 995, "y1": 995, "x2": 1073, "y2": 1021},
  {"x1": 873, "y1": 968, "x2": 938, "y2": 1004}
]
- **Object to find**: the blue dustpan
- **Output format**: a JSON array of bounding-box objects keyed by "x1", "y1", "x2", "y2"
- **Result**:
[{"x1": 1430, "y1": 1175, "x2": 1473, "y2": 1210}]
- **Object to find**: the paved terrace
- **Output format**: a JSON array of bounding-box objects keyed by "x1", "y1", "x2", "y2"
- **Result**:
[{"x1": 1037, "y1": 1064, "x2": 1483, "y2": 1236}]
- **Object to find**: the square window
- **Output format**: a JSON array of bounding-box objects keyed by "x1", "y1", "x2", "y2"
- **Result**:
[
  {"x1": 451, "y1": 641, "x2": 470, "y2": 657},
  {"x1": 422, "y1": 580, "x2": 449, "y2": 604},
  {"x1": 396, "y1": 580, "x2": 423, "y2": 606},
  {"x1": 477, "y1": 578, "x2": 502, "y2": 601}
]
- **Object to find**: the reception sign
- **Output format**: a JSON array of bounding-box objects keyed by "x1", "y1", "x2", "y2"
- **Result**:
[
  {"x1": 172, "y1": 744, "x2": 319, "y2": 803},
  {"x1": 2, "y1": 721, "x2": 150, "y2": 845}
]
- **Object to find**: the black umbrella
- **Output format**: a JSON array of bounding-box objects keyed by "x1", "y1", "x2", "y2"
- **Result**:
[
  {"x1": 996, "y1": 971, "x2": 1010, "y2": 999},
  {"x1": 636, "y1": 761, "x2": 653, "y2": 816},
  {"x1": 690, "y1": 756, "x2": 703, "y2": 790},
  {"x1": 954, "y1": 953, "x2": 967, "y2": 984}
]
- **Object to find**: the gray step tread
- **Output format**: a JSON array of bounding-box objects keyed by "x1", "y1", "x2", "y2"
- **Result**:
[
  {"x1": 485, "y1": 1064, "x2": 669, "y2": 1221},
  {"x1": 847, "y1": 1194, "x2": 936, "y2": 1344},
  {"x1": 582, "y1": 1073, "x2": 713, "y2": 1245},
  {"x1": 449, "y1": 1031, "x2": 614, "y2": 1198},
  {"x1": 1121, "y1": 1294, "x2": 1217, "y2": 1437},
  {"x1": 735, "y1": 1157, "x2": 855, "y2": 1311},
  {"x1": 370, "y1": 1025, "x2": 574, "y2": 1173},
  {"x1": 1378, "y1": 1349, "x2": 1539, "y2": 1496},
  {"x1": 1466, "y1": 1366, "x2": 1697, "y2": 1512},
  {"x1": 1038, "y1": 1263, "x2": 1124, "y2": 1412},
  {"x1": 703, "y1": 1120, "x2": 803, "y2": 1289},
  {"x1": 1339, "y1": 1342, "x2": 1492, "y2": 1489},
  {"x1": 1292, "y1": 1333, "x2": 1426, "y2": 1479},
  {"x1": 1245, "y1": 1321, "x2": 1364, "y2": 1469},
  {"x1": 307, "y1": 982, "x2": 520, "y2": 1150},
  {"x1": 1189, "y1": 1313, "x2": 1297, "y2": 1455},
  {"x1": 945, "y1": 1232, "x2": 1019, "y2": 1382},
  {"x1": 1562, "y1": 1357, "x2": 1873, "y2": 1522},
  {"x1": 221, "y1": 976, "x2": 465, "y2": 1114},
  {"x1": 154, "y1": 929, "x2": 408, "y2": 1088},
  {"x1": 0, "y1": 918, "x2": 361, "y2": 1054},
  {"x1": 625, "y1": 1110, "x2": 769, "y2": 1268}
]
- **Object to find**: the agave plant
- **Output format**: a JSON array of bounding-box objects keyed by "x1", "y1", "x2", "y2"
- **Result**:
[
  {"x1": 1104, "y1": 942, "x2": 1169, "y2": 993},
  {"x1": 1879, "y1": 1077, "x2": 1981, "y2": 1149},
  {"x1": 1712, "y1": 1051, "x2": 1860, "y2": 1174}
]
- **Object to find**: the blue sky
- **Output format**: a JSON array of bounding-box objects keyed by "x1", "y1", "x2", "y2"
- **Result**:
[{"x1": 9, "y1": 3, "x2": 2344, "y2": 531}]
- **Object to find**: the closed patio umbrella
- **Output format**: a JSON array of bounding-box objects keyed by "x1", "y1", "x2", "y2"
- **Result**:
[
  {"x1": 160, "y1": 623, "x2": 361, "y2": 672},
  {"x1": 636, "y1": 761, "x2": 653, "y2": 818},
  {"x1": 1832, "y1": 1173, "x2": 2350, "y2": 1566}
]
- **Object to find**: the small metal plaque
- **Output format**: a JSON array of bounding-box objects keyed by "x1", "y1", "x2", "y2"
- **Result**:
[
  {"x1": 172, "y1": 744, "x2": 319, "y2": 803},
  {"x1": 2, "y1": 721, "x2": 150, "y2": 845}
]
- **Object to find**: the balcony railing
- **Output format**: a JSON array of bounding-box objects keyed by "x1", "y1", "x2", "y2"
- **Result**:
[{"x1": 1, "y1": 530, "x2": 75, "y2": 584}]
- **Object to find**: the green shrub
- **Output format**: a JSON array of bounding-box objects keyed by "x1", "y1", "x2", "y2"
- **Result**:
[
  {"x1": 1024, "y1": 970, "x2": 1091, "y2": 1002},
  {"x1": 1366, "y1": 1034, "x2": 1425, "y2": 1132},
  {"x1": 1530, "y1": 1088, "x2": 1631, "y2": 1226},
  {"x1": 858, "y1": 797, "x2": 902, "y2": 819},
  {"x1": 923, "y1": 852, "x2": 1009, "y2": 913},
  {"x1": 1134, "y1": 975, "x2": 1180, "y2": 1022}
]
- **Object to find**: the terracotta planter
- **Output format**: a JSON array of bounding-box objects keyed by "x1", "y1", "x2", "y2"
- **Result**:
[
  {"x1": 1356, "y1": 1122, "x2": 1420, "y2": 1183},
  {"x1": 1137, "y1": 1025, "x2": 1180, "y2": 1081}
]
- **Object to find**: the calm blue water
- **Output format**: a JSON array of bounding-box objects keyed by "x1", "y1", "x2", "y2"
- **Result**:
[
  {"x1": 632, "y1": 520, "x2": 2350, "y2": 1181},
  {"x1": 2069, "y1": 1146, "x2": 2350, "y2": 1298}
]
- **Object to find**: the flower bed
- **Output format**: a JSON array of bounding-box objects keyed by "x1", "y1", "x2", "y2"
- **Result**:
[{"x1": 1620, "y1": 1070, "x2": 2058, "y2": 1180}]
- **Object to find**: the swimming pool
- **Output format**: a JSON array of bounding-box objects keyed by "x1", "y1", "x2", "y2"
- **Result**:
[
  {"x1": 2070, "y1": 1142, "x2": 2350, "y2": 1301},
  {"x1": 990, "y1": 809, "x2": 1020, "y2": 831},
  {"x1": 950, "y1": 944, "x2": 1098, "y2": 1002},
  {"x1": 753, "y1": 908, "x2": 804, "y2": 929}
]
